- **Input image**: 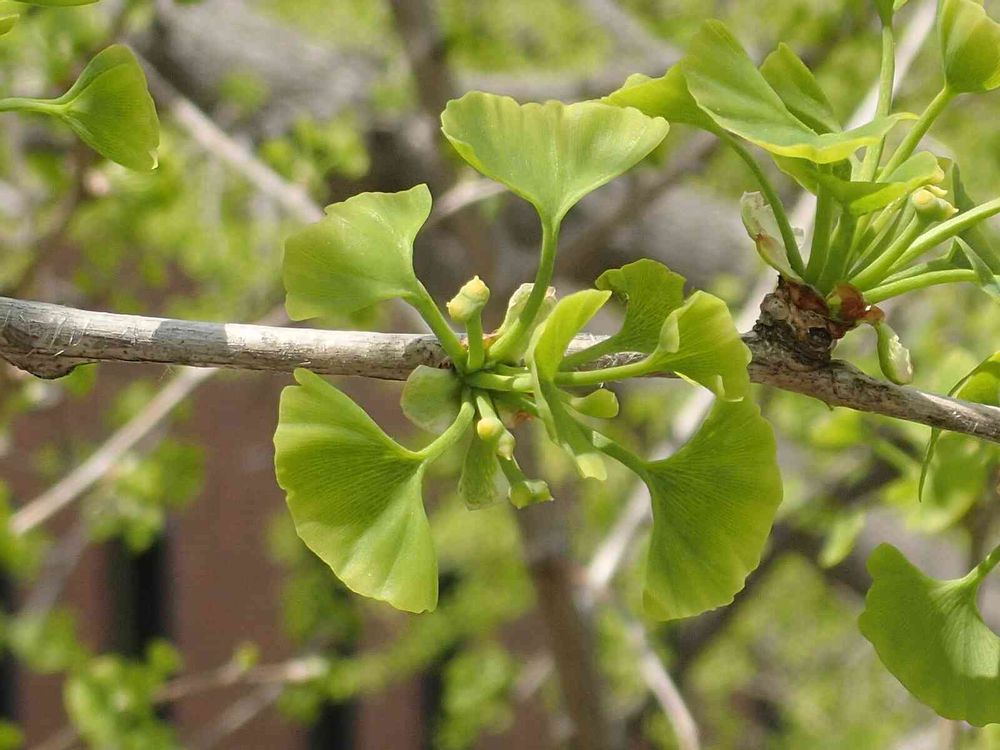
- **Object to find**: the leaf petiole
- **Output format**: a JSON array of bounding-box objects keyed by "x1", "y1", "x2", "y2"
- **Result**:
[
  {"x1": 487, "y1": 219, "x2": 560, "y2": 363},
  {"x1": 969, "y1": 543, "x2": 1000, "y2": 586},
  {"x1": 464, "y1": 371, "x2": 532, "y2": 392},
  {"x1": 409, "y1": 287, "x2": 470, "y2": 374},
  {"x1": 863, "y1": 269, "x2": 979, "y2": 303},
  {"x1": 858, "y1": 23, "x2": 897, "y2": 182},
  {"x1": 416, "y1": 397, "x2": 475, "y2": 462},
  {"x1": 878, "y1": 87, "x2": 954, "y2": 178},
  {"x1": 553, "y1": 358, "x2": 653, "y2": 388}
]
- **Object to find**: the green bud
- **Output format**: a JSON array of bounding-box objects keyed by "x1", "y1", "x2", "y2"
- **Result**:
[
  {"x1": 496, "y1": 431, "x2": 516, "y2": 460},
  {"x1": 874, "y1": 320, "x2": 913, "y2": 385},
  {"x1": 509, "y1": 479, "x2": 552, "y2": 509},
  {"x1": 446, "y1": 275, "x2": 490, "y2": 323},
  {"x1": 568, "y1": 389, "x2": 619, "y2": 419},
  {"x1": 476, "y1": 415, "x2": 504, "y2": 442},
  {"x1": 910, "y1": 189, "x2": 958, "y2": 222}
]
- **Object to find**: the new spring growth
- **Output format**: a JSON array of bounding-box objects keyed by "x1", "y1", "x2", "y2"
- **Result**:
[
  {"x1": 491, "y1": 283, "x2": 558, "y2": 364},
  {"x1": 448, "y1": 276, "x2": 490, "y2": 371},
  {"x1": 567, "y1": 389, "x2": 620, "y2": 419},
  {"x1": 911, "y1": 188, "x2": 958, "y2": 223},
  {"x1": 874, "y1": 320, "x2": 914, "y2": 385}
]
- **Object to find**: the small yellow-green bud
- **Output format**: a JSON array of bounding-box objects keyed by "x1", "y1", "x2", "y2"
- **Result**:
[
  {"x1": 476, "y1": 415, "x2": 504, "y2": 442},
  {"x1": 911, "y1": 189, "x2": 958, "y2": 222},
  {"x1": 496, "y1": 431, "x2": 516, "y2": 460},
  {"x1": 447, "y1": 276, "x2": 490, "y2": 322}
]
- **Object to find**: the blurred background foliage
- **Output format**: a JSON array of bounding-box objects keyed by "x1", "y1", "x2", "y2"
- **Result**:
[{"x1": 0, "y1": 0, "x2": 997, "y2": 748}]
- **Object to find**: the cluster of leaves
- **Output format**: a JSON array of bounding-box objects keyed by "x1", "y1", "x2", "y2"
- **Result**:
[
  {"x1": 607, "y1": 0, "x2": 1000, "y2": 385},
  {"x1": 274, "y1": 0, "x2": 1000, "y2": 730}
]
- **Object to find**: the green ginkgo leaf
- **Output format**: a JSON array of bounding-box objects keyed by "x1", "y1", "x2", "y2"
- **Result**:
[
  {"x1": 283, "y1": 185, "x2": 431, "y2": 320},
  {"x1": 401, "y1": 366, "x2": 463, "y2": 434},
  {"x1": 939, "y1": 0, "x2": 1000, "y2": 93},
  {"x1": 527, "y1": 290, "x2": 611, "y2": 480},
  {"x1": 859, "y1": 543, "x2": 1000, "y2": 726},
  {"x1": 918, "y1": 352, "x2": 999, "y2": 529},
  {"x1": 274, "y1": 369, "x2": 441, "y2": 613},
  {"x1": 55, "y1": 45, "x2": 158, "y2": 170},
  {"x1": 760, "y1": 43, "x2": 840, "y2": 134},
  {"x1": 441, "y1": 92, "x2": 669, "y2": 225},
  {"x1": 564, "y1": 259, "x2": 686, "y2": 367},
  {"x1": 602, "y1": 67, "x2": 717, "y2": 131},
  {"x1": 644, "y1": 291, "x2": 752, "y2": 400},
  {"x1": 634, "y1": 397, "x2": 782, "y2": 620},
  {"x1": 943, "y1": 163, "x2": 1000, "y2": 294},
  {"x1": 682, "y1": 20, "x2": 912, "y2": 163},
  {"x1": 0, "y1": 15, "x2": 18, "y2": 35}
]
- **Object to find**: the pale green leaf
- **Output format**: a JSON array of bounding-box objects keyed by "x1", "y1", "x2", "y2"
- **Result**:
[
  {"x1": 283, "y1": 185, "x2": 431, "y2": 320},
  {"x1": 939, "y1": 0, "x2": 1000, "y2": 93},
  {"x1": 459, "y1": 436, "x2": 504, "y2": 510},
  {"x1": 441, "y1": 92, "x2": 669, "y2": 224},
  {"x1": 859, "y1": 544, "x2": 1000, "y2": 726},
  {"x1": 49, "y1": 45, "x2": 159, "y2": 170},
  {"x1": 644, "y1": 291, "x2": 752, "y2": 400},
  {"x1": 602, "y1": 68, "x2": 717, "y2": 131},
  {"x1": 401, "y1": 366, "x2": 462, "y2": 434},
  {"x1": 819, "y1": 509, "x2": 867, "y2": 568},
  {"x1": 274, "y1": 369, "x2": 439, "y2": 613},
  {"x1": 760, "y1": 43, "x2": 840, "y2": 134},
  {"x1": 682, "y1": 20, "x2": 912, "y2": 163},
  {"x1": 638, "y1": 398, "x2": 782, "y2": 620},
  {"x1": 564, "y1": 259, "x2": 686, "y2": 366},
  {"x1": 0, "y1": 15, "x2": 18, "y2": 35}
]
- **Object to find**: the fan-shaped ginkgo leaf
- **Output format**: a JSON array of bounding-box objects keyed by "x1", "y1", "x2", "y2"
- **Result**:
[
  {"x1": 859, "y1": 543, "x2": 1000, "y2": 726},
  {"x1": 274, "y1": 369, "x2": 441, "y2": 613},
  {"x1": 441, "y1": 92, "x2": 668, "y2": 225},
  {"x1": 631, "y1": 398, "x2": 782, "y2": 620},
  {"x1": 939, "y1": 0, "x2": 1000, "y2": 93}
]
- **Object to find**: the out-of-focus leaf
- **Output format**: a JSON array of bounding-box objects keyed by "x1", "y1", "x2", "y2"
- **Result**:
[
  {"x1": 0, "y1": 15, "x2": 18, "y2": 35},
  {"x1": 939, "y1": 0, "x2": 1000, "y2": 93}
]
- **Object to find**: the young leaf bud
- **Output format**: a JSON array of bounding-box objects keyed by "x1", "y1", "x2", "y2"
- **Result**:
[
  {"x1": 496, "y1": 431, "x2": 516, "y2": 460},
  {"x1": 476, "y1": 415, "x2": 505, "y2": 442},
  {"x1": 509, "y1": 479, "x2": 553, "y2": 509},
  {"x1": 911, "y1": 189, "x2": 958, "y2": 222}
]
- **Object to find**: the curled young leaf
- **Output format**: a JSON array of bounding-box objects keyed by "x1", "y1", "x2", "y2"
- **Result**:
[
  {"x1": 873, "y1": 320, "x2": 913, "y2": 384},
  {"x1": 441, "y1": 92, "x2": 669, "y2": 225},
  {"x1": 283, "y1": 185, "x2": 431, "y2": 320},
  {"x1": 682, "y1": 20, "x2": 913, "y2": 163},
  {"x1": 740, "y1": 192, "x2": 804, "y2": 278},
  {"x1": 645, "y1": 291, "x2": 752, "y2": 401},
  {"x1": 630, "y1": 398, "x2": 782, "y2": 620},
  {"x1": 527, "y1": 290, "x2": 612, "y2": 480},
  {"x1": 274, "y1": 369, "x2": 452, "y2": 613},
  {"x1": 939, "y1": 0, "x2": 1000, "y2": 93},
  {"x1": 859, "y1": 543, "x2": 1000, "y2": 726}
]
